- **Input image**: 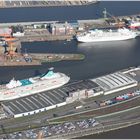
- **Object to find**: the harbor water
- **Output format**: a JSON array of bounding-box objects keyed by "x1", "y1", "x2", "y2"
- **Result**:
[
  {"x1": 0, "y1": 1, "x2": 140, "y2": 138},
  {"x1": 0, "y1": 1, "x2": 140, "y2": 22}
]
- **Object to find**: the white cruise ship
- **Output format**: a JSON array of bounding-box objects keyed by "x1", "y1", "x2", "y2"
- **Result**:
[
  {"x1": 76, "y1": 28, "x2": 137, "y2": 43},
  {"x1": 0, "y1": 68, "x2": 70, "y2": 101}
]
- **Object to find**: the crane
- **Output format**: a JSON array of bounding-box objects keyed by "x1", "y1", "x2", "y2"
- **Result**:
[
  {"x1": 103, "y1": 8, "x2": 116, "y2": 20},
  {"x1": 103, "y1": 8, "x2": 123, "y2": 28}
]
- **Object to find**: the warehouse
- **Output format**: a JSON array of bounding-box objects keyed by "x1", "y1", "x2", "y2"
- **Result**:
[{"x1": 92, "y1": 72, "x2": 138, "y2": 95}]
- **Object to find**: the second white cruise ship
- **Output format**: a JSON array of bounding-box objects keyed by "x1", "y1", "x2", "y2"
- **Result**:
[{"x1": 76, "y1": 28, "x2": 137, "y2": 43}]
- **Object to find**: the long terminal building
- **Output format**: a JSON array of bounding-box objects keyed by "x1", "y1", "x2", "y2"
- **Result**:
[{"x1": 1, "y1": 66, "x2": 140, "y2": 118}]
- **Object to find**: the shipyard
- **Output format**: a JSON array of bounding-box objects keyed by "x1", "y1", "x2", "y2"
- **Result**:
[{"x1": 0, "y1": 1, "x2": 140, "y2": 139}]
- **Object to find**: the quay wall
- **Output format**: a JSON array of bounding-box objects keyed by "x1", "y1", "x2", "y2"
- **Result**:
[{"x1": 19, "y1": 35, "x2": 73, "y2": 42}]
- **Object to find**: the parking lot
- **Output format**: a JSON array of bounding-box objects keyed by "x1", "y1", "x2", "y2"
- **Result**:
[{"x1": 1, "y1": 118, "x2": 100, "y2": 139}]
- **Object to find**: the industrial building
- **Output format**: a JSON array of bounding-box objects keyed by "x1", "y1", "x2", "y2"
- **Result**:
[
  {"x1": 0, "y1": 27, "x2": 12, "y2": 37},
  {"x1": 50, "y1": 22, "x2": 75, "y2": 35}
]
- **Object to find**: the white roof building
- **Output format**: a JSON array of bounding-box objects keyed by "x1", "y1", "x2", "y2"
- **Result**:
[{"x1": 92, "y1": 72, "x2": 138, "y2": 95}]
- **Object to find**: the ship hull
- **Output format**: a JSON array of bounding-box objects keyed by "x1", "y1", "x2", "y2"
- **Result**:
[{"x1": 77, "y1": 34, "x2": 137, "y2": 43}]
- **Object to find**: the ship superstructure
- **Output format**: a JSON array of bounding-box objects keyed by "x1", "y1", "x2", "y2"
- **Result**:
[
  {"x1": 0, "y1": 68, "x2": 70, "y2": 101},
  {"x1": 76, "y1": 28, "x2": 137, "y2": 43}
]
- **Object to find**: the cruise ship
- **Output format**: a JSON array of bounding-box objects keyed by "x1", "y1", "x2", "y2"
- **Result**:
[
  {"x1": 76, "y1": 28, "x2": 137, "y2": 43},
  {"x1": 0, "y1": 68, "x2": 70, "y2": 101}
]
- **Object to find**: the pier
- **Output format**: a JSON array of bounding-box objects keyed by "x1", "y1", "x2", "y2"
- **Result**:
[{"x1": 0, "y1": 53, "x2": 85, "y2": 66}]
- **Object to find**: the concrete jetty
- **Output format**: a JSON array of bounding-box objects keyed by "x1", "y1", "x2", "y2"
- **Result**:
[{"x1": 0, "y1": 53, "x2": 85, "y2": 66}]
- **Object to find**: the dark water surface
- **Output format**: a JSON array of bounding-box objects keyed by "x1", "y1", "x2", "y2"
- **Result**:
[
  {"x1": 0, "y1": 1, "x2": 140, "y2": 22},
  {"x1": 0, "y1": 1, "x2": 140, "y2": 138},
  {"x1": 81, "y1": 123, "x2": 140, "y2": 139}
]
